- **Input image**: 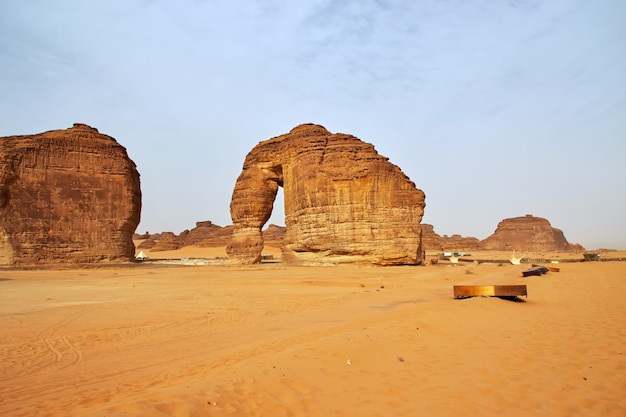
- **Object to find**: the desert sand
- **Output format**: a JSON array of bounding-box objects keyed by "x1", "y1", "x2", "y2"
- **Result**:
[{"x1": 1, "y1": 249, "x2": 625, "y2": 417}]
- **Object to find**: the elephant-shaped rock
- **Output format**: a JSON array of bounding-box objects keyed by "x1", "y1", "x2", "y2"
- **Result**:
[{"x1": 227, "y1": 124, "x2": 425, "y2": 265}]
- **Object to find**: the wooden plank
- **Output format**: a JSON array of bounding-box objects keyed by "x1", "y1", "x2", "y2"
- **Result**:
[
  {"x1": 453, "y1": 285, "x2": 527, "y2": 299},
  {"x1": 492, "y1": 285, "x2": 528, "y2": 297},
  {"x1": 532, "y1": 264, "x2": 560, "y2": 272}
]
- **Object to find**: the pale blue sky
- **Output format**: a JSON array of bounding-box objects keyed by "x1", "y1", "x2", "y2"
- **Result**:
[{"x1": 1, "y1": 0, "x2": 625, "y2": 249}]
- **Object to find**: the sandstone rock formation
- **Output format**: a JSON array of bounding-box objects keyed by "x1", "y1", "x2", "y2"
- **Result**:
[
  {"x1": 135, "y1": 222, "x2": 285, "y2": 253},
  {"x1": 227, "y1": 124, "x2": 426, "y2": 265},
  {"x1": 420, "y1": 224, "x2": 442, "y2": 250},
  {"x1": 143, "y1": 232, "x2": 183, "y2": 252},
  {"x1": 135, "y1": 215, "x2": 583, "y2": 258},
  {"x1": 180, "y1": 221, "x2": 234, "y2": 247},
  {"x1": 137, "y1": 221, "x2": 235, "y2": 251},
  {"x1": 0, "y1": 124, "x2": 141, "y2": 265},
  {"x1": 420, "y1": 224, "x2": 480, "y2": 252},
  {"x1": 480, "y1": 214, "x2": 579, "y2": 252},
  {"x1": 262, "y1": 224, "x2": 286, "y2": 248}
]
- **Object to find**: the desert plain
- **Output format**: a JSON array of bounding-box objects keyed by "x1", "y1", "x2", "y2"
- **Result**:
[{"x1": 1, "y1": 246, "x2": 625, "y2": 417}]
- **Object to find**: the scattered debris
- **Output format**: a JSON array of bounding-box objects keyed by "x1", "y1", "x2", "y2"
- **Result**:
[{"x1": 522, "y1": 265, "x2": 548, "y2": 277}]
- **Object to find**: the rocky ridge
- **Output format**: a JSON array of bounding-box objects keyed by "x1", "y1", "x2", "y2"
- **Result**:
[
  {"x1": 137, "y1": 221, "x2": 234, "y2": 252},
  {"x1": 138, "y1": 214, "x2": 583, "y2": 255},
  {"x1": 420, "y1": 224, "x2": 481, "y2": 252}
]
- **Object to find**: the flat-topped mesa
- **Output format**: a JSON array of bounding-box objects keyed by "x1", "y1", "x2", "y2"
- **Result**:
[
  {"x1": 480, "y1": 214, "x2": 578, "y2": 252},
  {"x1": 227, "y1": 124, "x2": 426, "y2": 265},
  {"x1": 0, "y1": 124, "x2": 141, "y2": 265}
]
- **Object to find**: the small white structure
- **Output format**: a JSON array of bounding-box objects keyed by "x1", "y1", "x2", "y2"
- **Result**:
[
  {"x1": 449, "y1": 251, "x2": 463, "y2": 264},
  {"x1": 135, "y1": 250, "x2": 148, "y2": 261},
  {"x1": 509, "y1": 250, "x2": 525, "y2": 265}
]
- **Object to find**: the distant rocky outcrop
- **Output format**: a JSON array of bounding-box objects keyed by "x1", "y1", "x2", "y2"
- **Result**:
[
  {"x1": 480, "y1": 214, "x2": 581, "y2": 252},
  {"x1": 136, "y1": 222, "x2": 285, "y2": 253},
  {"x1": 227, "y1": 124, "x2": 426, "y2": 265},
  {"x1": 136, "y1": 221, "x2": 234, "y2": 251},
  {"x1": 143, "y1": 232, "x2": 183, "y2": 252},
  {"x1": 139, "y1": 215, "x2": 584, "y2": 256},
  {"x1": 420, "y1": 224, "x2": 481, "y2": 251},
  {"x1": 443, "y1": 234, "x2": 482, "y2": 251},
  {"x1": 0, "y1": 124, "x2": 141, "y2": 265},
  {"x1": 180, "y1": 221, "x2": 234, "y2": 247},
  {"x1": 261, "y1": 224, "x2": 286, "y2": 248}
]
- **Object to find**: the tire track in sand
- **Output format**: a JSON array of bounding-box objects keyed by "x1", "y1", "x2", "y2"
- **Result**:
[
  {"x1": 0, "y1": 306, "x2": 89, "y2": 380},
  {"x1": 61, "y1": 336, "x2": 83, "y2": 368}
]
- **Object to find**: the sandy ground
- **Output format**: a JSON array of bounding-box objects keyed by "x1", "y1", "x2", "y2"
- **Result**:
[
  {"x1": 133, "y1": 243, "x2": 230, "y2": 260},
  {"x1": 1, "y1": 255, "x2": 625, "y2": 416}
]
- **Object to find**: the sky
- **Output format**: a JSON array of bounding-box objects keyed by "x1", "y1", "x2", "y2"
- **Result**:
[{"x1": 1, "y1": 0, "x2": 625, "y2": 249}]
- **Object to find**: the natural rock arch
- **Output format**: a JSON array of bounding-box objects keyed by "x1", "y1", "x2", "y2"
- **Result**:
[{"x1": 227, "y1": 124, "x2": 426, "y2": 265}]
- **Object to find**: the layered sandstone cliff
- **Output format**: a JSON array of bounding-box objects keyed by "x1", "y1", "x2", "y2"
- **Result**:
[
  {"x1": 227, "y1": 124, "x2": 426, "y2": 265},
  {"x1": 480, "y1": 214, "x2": 579, "y2": 252},
  {"x1": 0, "y1": 124, "x2": 141, "y2": 265}
]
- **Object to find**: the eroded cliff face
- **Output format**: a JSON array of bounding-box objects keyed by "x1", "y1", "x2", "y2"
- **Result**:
[
  {"x1": 0, "y1": 124, "x2": 141, "y2": 265},
  {"x1": 227, "y1": 124, "x2": 426, "y2": 265},
  {"x1": 480, "y1": 214, "x2": 576, "y2": 252}
]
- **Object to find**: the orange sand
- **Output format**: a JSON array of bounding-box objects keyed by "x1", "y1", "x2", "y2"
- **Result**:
[
  {"x1": 133, "y1": 243, "x2": 282, "y2": 261},
  {"x1": 1, "y1": 256, "x2": 625, "y2": 416}
]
